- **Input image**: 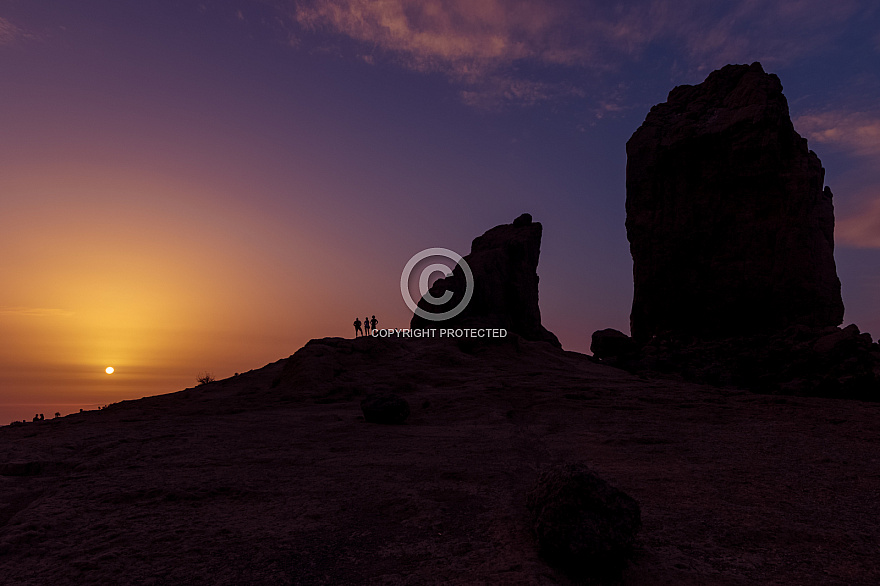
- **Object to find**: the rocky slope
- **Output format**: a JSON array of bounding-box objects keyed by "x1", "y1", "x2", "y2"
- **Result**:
[{"x1": 2, "y1": 335, "x2": 880, "y2": 584}]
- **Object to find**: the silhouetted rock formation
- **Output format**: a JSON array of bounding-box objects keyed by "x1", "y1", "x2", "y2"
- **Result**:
[
  {"x1": 410, "y1": 213, "x2": 560, "y2": 347},
  {"x1": 626, "y1": 62, "x2": 843, "y2": 342},
  {"x1": 593, "y1": 63, "x2": 879, "y2": 401},
  {"x1": 527, "y1": 462, "x2": 641, "y2": 578},
  {"x1": 360, "y1": 392, "x2": 410, "y2": 424}
]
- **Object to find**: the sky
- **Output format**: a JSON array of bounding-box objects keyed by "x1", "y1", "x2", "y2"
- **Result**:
[{"x1": 1, "y1": 0, "x2": 879, "y2": 423}]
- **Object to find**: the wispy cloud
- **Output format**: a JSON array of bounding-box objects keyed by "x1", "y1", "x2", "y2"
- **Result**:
[
  {"x1": 270, "y1": 0, "x2": 863, "y2": 107},
  {"x1": 293, "y1": 0, "x2": 588, "y2": 76},
  {"x1": 0, "y1": 16, "x2": 24, "y2": 45},
  {"x1": 459, "y1": 77, "x2": 585, "y2": 109},
  {"x1": 682, "y1": 0, "x2": 859, "y2": 69},
  {"x1": 0, "y1": 15, "x2": 38, "y2": 46},
  {"x1": 837, "y1": 194, "x2": 880, "y2": 248},
  {"x1": 0, "y1": 307, "x2": 74, "y2": 318},
  {"x1": 795, "y1": 110, "x2": 880, "y2": 157},
  {"x1": 287, "y1": 0, "x2": 607, "y2": 107},
  {"x1": 793, "y1": 110, "x2": 880, "y2": 249}
]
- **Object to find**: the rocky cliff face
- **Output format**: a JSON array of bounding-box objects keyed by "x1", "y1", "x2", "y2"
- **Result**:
[
  {"x1": 410, "y1": 213, "x2": 560, "y2": 347},
  {"x1": 626, "y1": 62, "x2": 843, "y2": 342}
]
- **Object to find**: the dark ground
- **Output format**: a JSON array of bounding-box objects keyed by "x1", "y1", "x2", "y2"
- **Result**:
[{"x1": 2, "y1": 335, "x2": 878, "y2": 584}]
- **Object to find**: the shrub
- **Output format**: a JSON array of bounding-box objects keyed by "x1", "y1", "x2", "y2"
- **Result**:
[{"x1": 197, "y1": 372, "x2": 216, "y2": 385}]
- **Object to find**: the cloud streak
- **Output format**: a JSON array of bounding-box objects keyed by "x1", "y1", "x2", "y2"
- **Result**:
[
  {"x1": 679, "y1": 0, "x2": 859, "y2": 68},
  {"x1": 795, "y1": 110, "x2": 880, "y2": 157},
  {"x1": 0, "y1": 307, "x2": 75, "y2": 318},
  {"x1": 0, "y1": 16, "x2": 24, "y2": 45},
  {"x1": 0, "y1": 15, "x2": 38, "y2": 46},
  {"x1": 273, "y1": 0, "x2": 863, "y2": 107},
  {"x1": 288, "y1": 0, "x2": 607, "y2": 106},
  {"x1": 795, "y1": 109, "x2": 880, "y2": 249},
  {"x1": 293, "y1": 0, "x2": 588, "y2": 76},
  {"x1": 837, "y1": 195, "x2": 880, "y2": 248}
]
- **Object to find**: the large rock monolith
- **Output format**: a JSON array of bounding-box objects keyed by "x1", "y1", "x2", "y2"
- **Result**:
[
  {"x1": 410, "y1": 213, "x2": 560, "y2": 347},
  {"x1": 626, "y1": 62, "x2": 844, "y2": 342}
]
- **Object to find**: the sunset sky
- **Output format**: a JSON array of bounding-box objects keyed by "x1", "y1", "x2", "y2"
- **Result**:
[{"x1": 2, "y1": 0, "x2": 879, "y2": 423}]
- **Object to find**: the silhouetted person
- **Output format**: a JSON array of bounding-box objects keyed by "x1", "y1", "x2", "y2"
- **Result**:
[
  {"x1": 39, "y1": 413, "x2": 44, "y2": 421},
  {"x1": 33, "y1": 414, "x2": 39, "y2": 422},
  {"x1": 364, "y1": 315, "x2": 371, "y2": 336},
  {"x1": 354, "y1": 317, "x2": 362, "y2": 337},
  {"x1": 370, "y1": 315, "x2": 378, "y2": 331}
]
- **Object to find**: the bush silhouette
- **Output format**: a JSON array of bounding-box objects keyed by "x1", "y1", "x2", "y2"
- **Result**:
[{"x1": 197, "y1": 372, "x2": 216, "y2": 385}]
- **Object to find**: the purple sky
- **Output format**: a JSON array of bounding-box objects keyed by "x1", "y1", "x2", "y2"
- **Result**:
[{"x1": 1, "y1": 0, "x2": 878, "y2": 422}]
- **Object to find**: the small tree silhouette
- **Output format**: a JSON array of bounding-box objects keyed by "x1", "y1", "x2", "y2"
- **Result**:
[{"x1": 197, "y1": 372, "x2": 216, "y2": 385}]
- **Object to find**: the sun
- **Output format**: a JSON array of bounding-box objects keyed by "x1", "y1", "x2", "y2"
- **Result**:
[{"x1": 105, "y1": 366, "x2": 115, "y2": 375}]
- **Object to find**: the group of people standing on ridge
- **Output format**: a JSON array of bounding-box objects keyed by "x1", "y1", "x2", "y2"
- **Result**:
[{"x1": 354, "y1": 315, "x2": 378, "y2": 337}]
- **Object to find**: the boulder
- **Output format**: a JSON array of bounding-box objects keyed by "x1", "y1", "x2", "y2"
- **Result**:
[
  {"x1": 626, "y1": 62, "x2": 844, "y2": 342},
  {"x1": 591, "y1": 328, "x2": 636, "y2": 358},
  {"x1": 360, "y1": 393, "x2": 410, "y2": 424},
  {"x1": 812, "y1": 324, "x2": 861, "y2": 354},
  {"x1": 527, "y1": 462, "x2": 641, "y2": 578},
  {"x1": 410, "y1": 213, "x2": 560, "y2": 347}
]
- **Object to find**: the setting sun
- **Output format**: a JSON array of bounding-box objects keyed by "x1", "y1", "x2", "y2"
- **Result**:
[{"x1": 105, "y1": 366, "x2": 114, "y2": 375}]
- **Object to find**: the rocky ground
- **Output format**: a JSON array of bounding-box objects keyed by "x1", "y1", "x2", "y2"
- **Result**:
[
  {"x1": 592, "y1": 324, "x2": 880, "y2": 401},
  {"x1": 2, "y1": 335, "x2": 879, "y2": 584}
]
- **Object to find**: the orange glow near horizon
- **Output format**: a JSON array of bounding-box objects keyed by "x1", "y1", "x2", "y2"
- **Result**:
[{"x1": 0, "y1": 163, "x2": 371, "y2": 422}]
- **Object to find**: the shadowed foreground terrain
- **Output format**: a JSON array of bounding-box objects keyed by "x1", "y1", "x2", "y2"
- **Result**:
[{"x1": 2, "y1": 336, "x2": 879, "y2": 584}]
